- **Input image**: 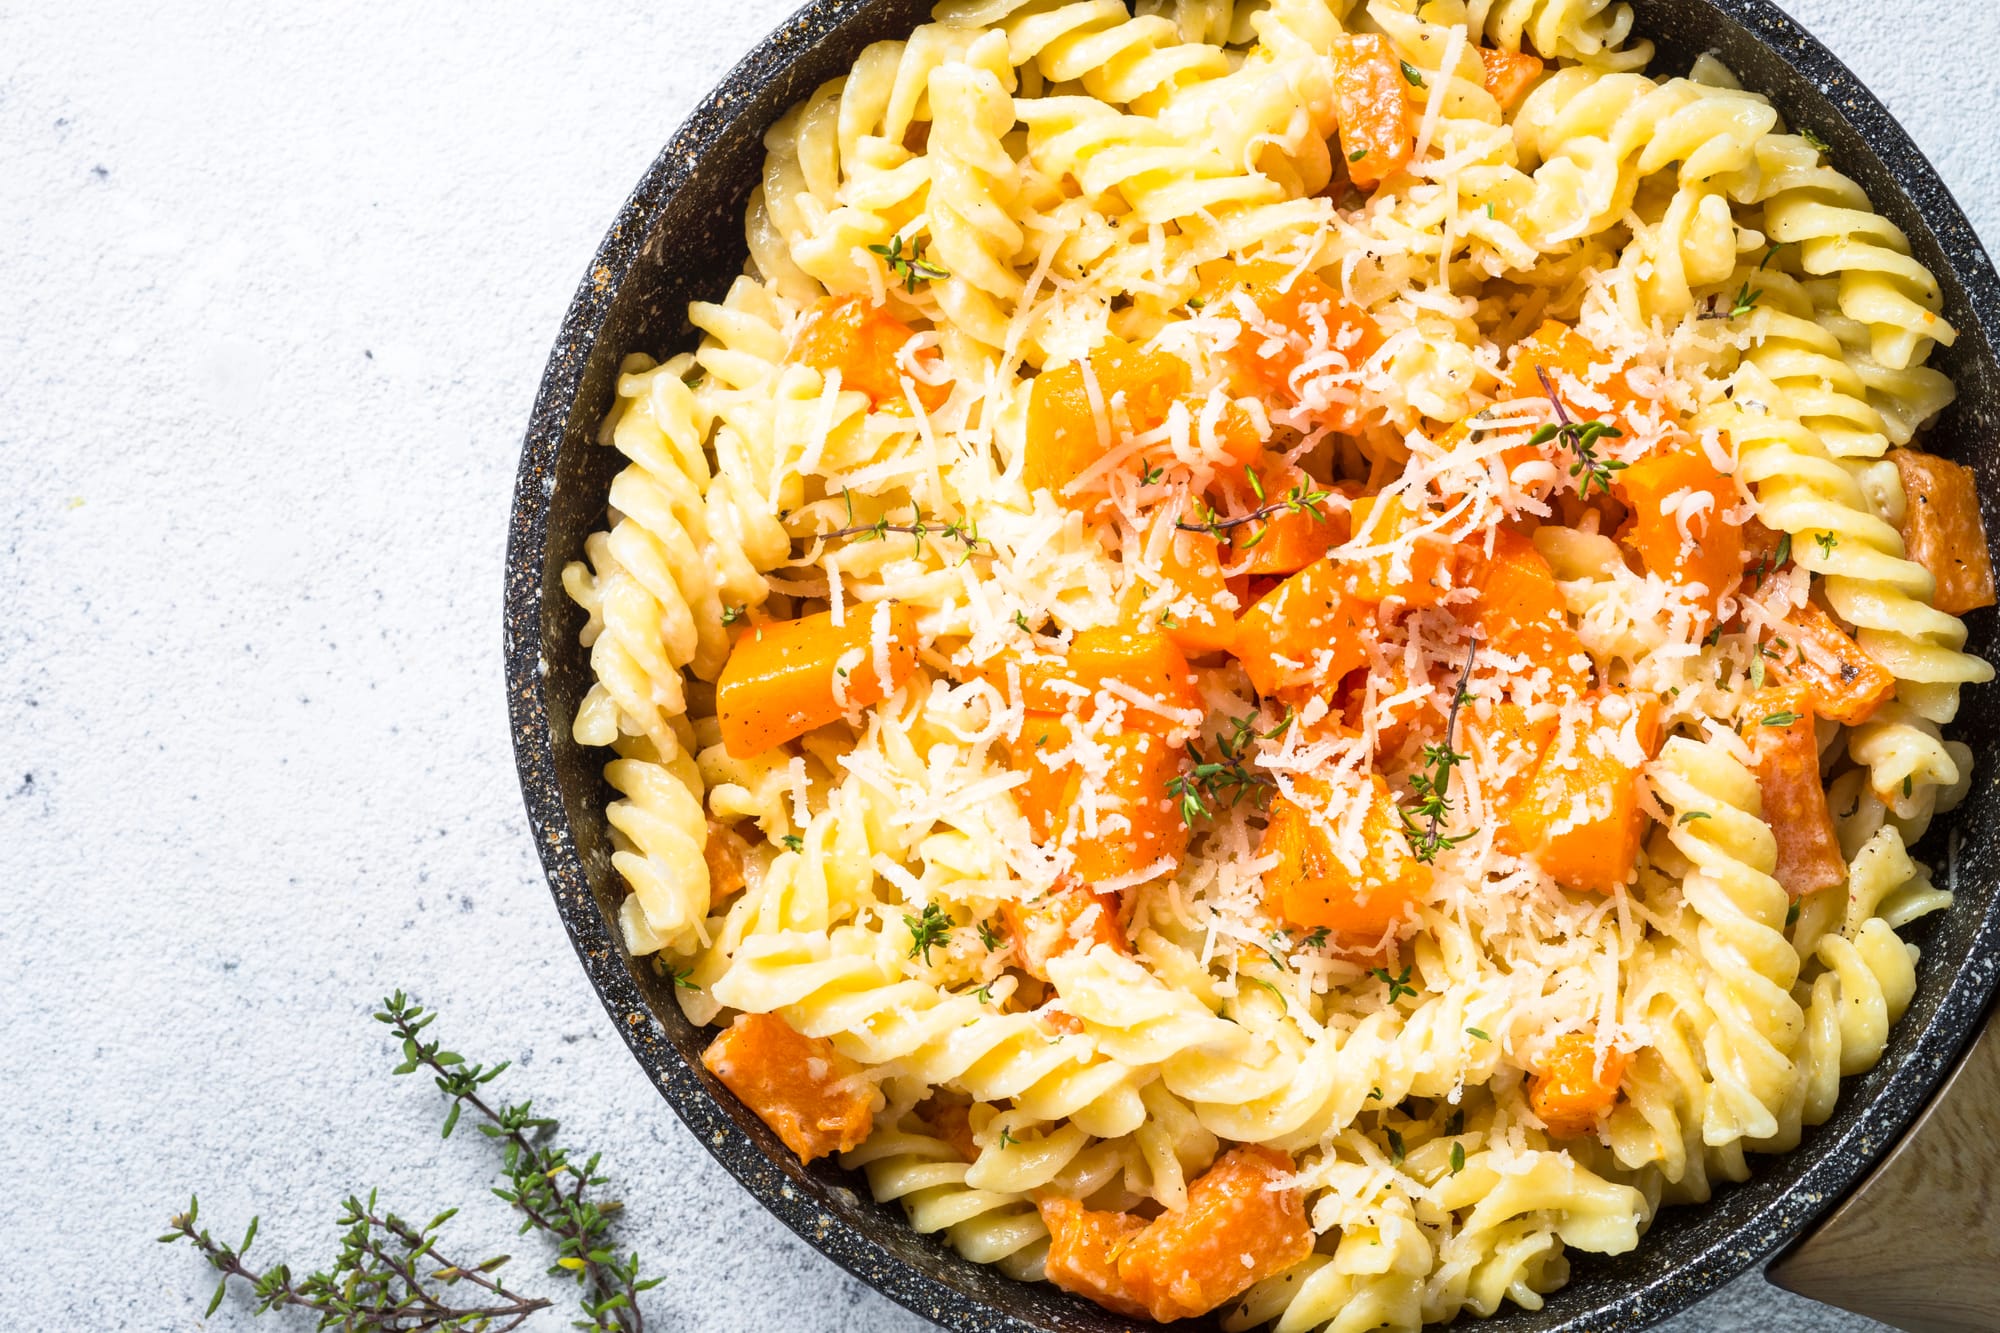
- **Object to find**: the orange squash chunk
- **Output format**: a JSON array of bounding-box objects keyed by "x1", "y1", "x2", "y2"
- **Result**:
[
  {"x1": 1330, "y1": 34, "x2": 1415, "y2": 189},
  {"x1": 1232, "y1": 557, "x2": 1371, "y2": 700},
  {"x1": 1214, "y1": 462, "x2": 1347, "y2": 576},
  {"x1": 1531, "y1": 1031, "x2": 1629, "y2": 1137},
  {"x1": 793, "y1": 295, "x2": 949, "y2": 412},
  {"x1": 1009, "y1": 712, "x2": 1073, "y2": 841},
  {"x1": 1344, "y1": 491, "x2": 1455, "y2": 608},
  {"x1": 1892, "y1": 448, "x2": 1996, "y2": 614},
  {"x1": 1205, "y1": 261, "x2": 1381, "y2": 424},
  {"x1": 716, "y1": 605, "x2": 919, "y2": 757},
  {"x1": 1263, "y1": 774, "x2": 1429, "y2": 938},
  {"x1": 1776, "y1": 601, "x2": 1895, "y2": 725},
  {"x1": 701, "y1": 1013, "x2": 879, "y2": 1163},
  {"x1": 1039, "y1": 625, "x2": 1205, "y2": 733},
  {"x1": 976, "y1": 625, "x2": 1203, "y2": 735},
  {"x1": 704, "y1": 818, "x2": 751, "y2": 904},
  {"x1": 1039, "y1": 1199, "x2": 1150, "y2": 1320},
  {"x1": 1058, "y1": 728, "x2": 1190, "y2": 886},
  {"x1": 1000, "y1": 882, "x2": 1127, "y2": 982},
  {"x1": 1130, "y1": 519, "x2": 1239, "y2": 657},
  {"x1": 1477, "y1": 46, "x2": 1545, "y2": 110},
  {"x1": 1114, "y1": 1146, "x2": 1314, "y2": 1322},
  {"x1": 1026, "y1": 338, "x2": 1189, "y2": 506},
  {"x1": 1506, "y1": 320, "x2": 1647, "y2": 439},
  {"x1": 1615, "y1": 446, "x2": 1744, "y2": 617},
  {"x1": 1344, "y1": 655, "x2": 1445, "y2": 760},
  {"x1": 915, "y1": 1099, "x2": 978, "y2": 1163},
  {"x1": 1500, "y1": 692, "x2": 1662, "y2": 893},
  {"x1": 1464, "y1": 703, "x2": 1558, "y2": 812},
  {"x1": 1470, "y1": 529, "x2": 1590, "y2": 699},
  {"x1": 1749, "y1": 688, "x2": 1847, "y2": 898}
]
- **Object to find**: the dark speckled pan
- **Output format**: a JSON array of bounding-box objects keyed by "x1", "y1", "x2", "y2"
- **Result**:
[{"x1": 505, "y1": 3, "x2": 2000, "y2": 1328}]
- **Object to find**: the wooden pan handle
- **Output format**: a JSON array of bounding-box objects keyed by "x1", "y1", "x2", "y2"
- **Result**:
[{"x1": 1765, "y1": 1009, "x2": 2000, "y2": 1331}]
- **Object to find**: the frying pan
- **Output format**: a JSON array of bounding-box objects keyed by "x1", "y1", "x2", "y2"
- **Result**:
[{"x1": 503, "y1": 3, "x2": 2000, "y2": 1328}]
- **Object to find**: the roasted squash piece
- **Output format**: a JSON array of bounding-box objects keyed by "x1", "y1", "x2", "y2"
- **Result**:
[
  {"x1": 794, "y1": 294, "x2": 949, "y2": 412},
  {"x1": 1500, "y1": 692, "x2": 1662, "y2": 892},
  {"x1": 1008, "y1": 712, "x2": 1073, "y2": 841},
  {"x1": 1231, "y1": 557, "x2": 1371, "y2": 700},
  {"x1": 1026, "y1": 339, "x2": 1189, "y2": 505},
  {"x1": 1615, "y1": 446, "x2": 1744, "y2": 618},
  {"x1": 1000, "y1": 882, "x2": 1127, "y2": 981},
  {"x1": 1263, "y1": 773, "x2": 1429, "y2": 938},
  {"x1": 1344, "y1": 491, "x2": 1455, "y2": 608},
  {"x1": 1470, "y1": 529, "x2": 1591, "y2": 699},
  {"x1": 1058, "y1": 728, "x2": 1191, "y2": 886},
  {"x1": 1477, "y1": 46, "x2": 1544, "y2": 110},
  {"x1": 1203, "y1": 260, "x2": 1380, "y2": 426},
  {"x1": 1114, "y1": 1146, "x2": 1314, "y2": 1322},
  {"x1": 1330, "y1": 34, "x2": 1416, "y2": 189},
  {"x1": 716, "y1": 605, "x2": 920, "y2": 757},
  {"x1": 1748, "y1": 688, "x2": 1847, "y2": 898},
  {"x1": 1531, "y1": 1030, "x2": 1628, "y2": 1137},
  {"x1": 1775, "y1": 601, "x2": 1895, "y2": 725},
  {"x1": 1892, "y1": 448, "x2": 1996, "y2": 614},
  {"x1": 701, "y1": 1013, "x2": 880, "y2": 1163},
  {"x1": 1039, "y1": 1199, "x2": 1150, "y2": 1320}
]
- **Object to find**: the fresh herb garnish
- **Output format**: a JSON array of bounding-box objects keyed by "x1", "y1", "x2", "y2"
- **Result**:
[
  {"x1": 814, "y1": 488, "x2": 985, "y2": 560},
  {"x1": 1449, "y1": 1141, "x2": 1466, "y2": 1175},
  {"x1": 164, "y1": 991, "x2": 663, "y2": 1330},
  {"x1": 904, "y1": 902, "x2": 952, "y2": 964},
  {"x1": 1385, "y1": 1127, "x2": 1406, "y2": 1164},
  {"x1": 1349, "y1": 147, "x2": 1369, "y2": 163},
  {"x1": 780, "y1": 834, "x2": 804, "y2": 852},
  {"x1": 1801, "y1": 128, "x2": 1830, "y2": 153},
  {"x1": 977, "y1": 918, "x2": 1002, "y2": 952},
  {"x1": 1531, "y1": 367, "x2": 1627, "y2": 498},
  {"x1": 671, "y1": 968, "x2": 701, "y2": 992},
  {"x1": 1166, "y1": 711, "x2": 1285, "y2": 826},
  {"x1": 868, "y1": 232, "x2": 949, "y2": 292},
  {"x1": 1678, "y1": 811, "x2": 1712, "y2": 826},
  {"x1": 1465, "y1": 1027, "x2": 1489, "y2": 1041},
  {"x1": 1815, "y1": 532, "x2": 1838, "y2": 556},
  {"x1": 1176, "y1": 468, "x2": 1334, "y2": 546},
  {"x1": 720, "y1": 605, "x2": 744, "y2": 626},
  {"x1": 1400, "y1": 60, "x2": 1426, "y2": 88},
  {"x1": 1370, "y1": 964, "x2": 1418, "y2": 1004},
  {"x1": 997, "y1": 1127, "x2": 1018, "y2": 1148},
  {"x1": 1399, "y1": 639, "x2": 1480, "y2": 863},
  {"x1": 1761, "y1": 711, "x2": 1800, "y2": 728}
]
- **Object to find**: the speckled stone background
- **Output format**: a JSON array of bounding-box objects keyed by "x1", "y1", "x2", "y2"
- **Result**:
[{"x1": 4, "y1": 2, "x2": 1996, "y2": 1329}]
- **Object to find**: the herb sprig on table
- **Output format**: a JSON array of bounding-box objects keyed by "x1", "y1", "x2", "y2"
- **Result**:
[{"x1": 161, "y1": 991, "x2": 661, "y2": 1331}]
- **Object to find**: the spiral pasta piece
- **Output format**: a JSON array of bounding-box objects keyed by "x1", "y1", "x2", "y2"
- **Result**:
[
  {"x1": 841, "y1": 1123, "x2": 1051, "y2": 1278},
  {"x1": 1648, "y1": 736, "x2": 1803, "y2": 1146}
]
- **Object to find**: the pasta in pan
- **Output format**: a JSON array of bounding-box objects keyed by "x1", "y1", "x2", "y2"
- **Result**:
[{"x1": 562, "y1": 0, "x2": 1994, "y2": 1326}]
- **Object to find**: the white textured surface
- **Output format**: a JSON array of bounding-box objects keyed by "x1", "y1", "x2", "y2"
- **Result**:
[{"x1": 3, "y1": 2, "x2": 1995, "y2": 1329}]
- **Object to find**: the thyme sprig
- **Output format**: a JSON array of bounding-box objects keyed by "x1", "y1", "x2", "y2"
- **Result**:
[
  {"x1": 1531, "y1": 366, "x2": 1627, "y2": 498},
  {"x1": 1176, "y1": 467, "x2": 1334, "y2": 548},
  {"x1": 1398, "y1": 639, "x2": 1480, "y2": 864},
  {"x1": 1166, "y1": 709, "x2": 1291, "y2": 826},
  {"x1": 905, "y1": 902, "x2": 953, "y2": 964},
  {"x1": 810, "y1": 489, "x2": 986, "y2": 560},
  {"x1": 162, "y1": 991, "x2": 660, "y2": 1331},
  {"x1": 163, "y1": 1193, "x2": 549, "y2": 1329},
  {"x1": 868, "y1": 233, "x2": 949, "y2": 292},
  {"x1": 1699, "y1": 243, "x2": 1787, "y2": 321}
]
